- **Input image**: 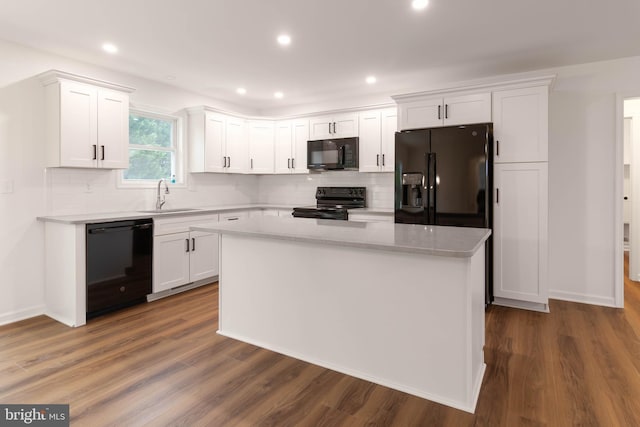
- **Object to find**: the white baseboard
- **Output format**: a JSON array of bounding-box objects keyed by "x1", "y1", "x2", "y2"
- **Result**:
[
  {"x1": 147, "y1": 277, "x2": 217, "y2": 302},
  {"x1": 0, "y1": 305, "x2": 46, "y2": 326},
  {"x1": 493, "y1": 297, "x2": 550, "y2": 313},
  {"x1": 548, "y1": 290, "x2": 617, "y2": 308}
]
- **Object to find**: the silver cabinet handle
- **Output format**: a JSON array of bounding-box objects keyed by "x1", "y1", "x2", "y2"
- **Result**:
[
  {"x1": 185, "y1": 238, "x2": 190, "y2": 252},
  {"x1": 376, "y1": 154, "x2": 379, "y2": 166}
]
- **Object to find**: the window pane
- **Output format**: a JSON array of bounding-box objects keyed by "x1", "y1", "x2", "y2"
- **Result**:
[
  {"x1": 129, "y1": 114, "x2": 173, "y2": 148},
  {"x1": 123, "y1": 149, "x2": 173, "y2": 180}
]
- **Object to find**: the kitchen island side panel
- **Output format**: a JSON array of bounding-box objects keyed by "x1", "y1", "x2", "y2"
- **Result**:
[{"x1": 217, "y1": 233, "x2": 485, "y2": 413}]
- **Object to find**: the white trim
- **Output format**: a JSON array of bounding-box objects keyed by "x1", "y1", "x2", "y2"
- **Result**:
[
  {"x1": 615, "y1": 93, "x2": 625, "y2": 308},
  {"x1": 493, "y1": 297, "x2": 550, "y2": 313},
  {"x1": 391, "y1": 75, "x2": 556, "y2": 102},
  {"x1": 548, "y1": 291, "x2": 617, "y2": 308},
  {"x1": 0, "y1": 305, "x2": 46, "y2": 326},
  {"x1": 38, "y1": 69, "x2": 135, "y2": 93},
  {"x1": 146, "y1": 277, "x2": 216, "y2": 302}
]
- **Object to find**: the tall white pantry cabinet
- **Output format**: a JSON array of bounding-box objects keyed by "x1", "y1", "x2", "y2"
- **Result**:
[
  {"x1": 395, "y1": 77, "x2": 553, "y2": 312},
  {"x1": 492, "y1": 84, "x2": 550, "y2": 312}
]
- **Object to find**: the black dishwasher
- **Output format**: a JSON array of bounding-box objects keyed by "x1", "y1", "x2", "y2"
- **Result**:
[{"x1": 86, "y1": 219, "x2": 153, "y2": 319}]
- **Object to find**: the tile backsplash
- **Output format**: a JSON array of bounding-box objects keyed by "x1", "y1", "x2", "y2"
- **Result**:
[
  {"x1": 258, "y1": 171, "x2": 394, "y2": 208},
  {"x1": 44, "y1": 168, "x2": 393, "y2": 215}
]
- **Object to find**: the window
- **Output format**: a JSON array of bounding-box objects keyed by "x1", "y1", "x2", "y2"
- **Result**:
[{"x1": 122, "y1": 110, "x2": 182, "y2": 185}]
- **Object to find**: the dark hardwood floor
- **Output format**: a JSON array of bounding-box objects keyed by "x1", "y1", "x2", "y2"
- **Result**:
[{"x1": 2, "y1": 264, "x2": 640, "y2": 426}]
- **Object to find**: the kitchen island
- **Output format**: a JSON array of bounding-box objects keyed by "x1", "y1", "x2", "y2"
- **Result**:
[{"x1": 193, "y1": 216, "x2": 491, "y2": 413}]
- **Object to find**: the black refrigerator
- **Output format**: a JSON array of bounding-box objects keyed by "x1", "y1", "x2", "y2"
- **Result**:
[{"x1": 394, "y1": 123, "x2": 493, "y2": 304}]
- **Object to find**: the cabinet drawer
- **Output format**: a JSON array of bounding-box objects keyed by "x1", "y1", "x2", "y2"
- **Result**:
[
  {"x1": 154, "y1": 214, "x2": 219, "y2": 235},
  {"x1": 219, "y1": 211, "x2": 249, "y2": 222}
]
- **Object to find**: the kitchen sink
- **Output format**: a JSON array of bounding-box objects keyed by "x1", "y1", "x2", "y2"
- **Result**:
[{"x1": 139, "y1": 208, "x2": 200, "y2": 214}]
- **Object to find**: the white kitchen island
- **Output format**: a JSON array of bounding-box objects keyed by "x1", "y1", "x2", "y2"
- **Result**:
[{"x1": 193, "y1": 216, "x2": 491, "y2": 413}]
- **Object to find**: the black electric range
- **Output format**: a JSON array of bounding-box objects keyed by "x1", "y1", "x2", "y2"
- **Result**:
[{"x1": 292, "y1": 187, "x2": 366, "y2": 220}]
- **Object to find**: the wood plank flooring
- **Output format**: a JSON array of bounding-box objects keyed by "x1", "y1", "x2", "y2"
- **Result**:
[{"x1": 2, "y1": 265, "x2": 640, "y2": 426}]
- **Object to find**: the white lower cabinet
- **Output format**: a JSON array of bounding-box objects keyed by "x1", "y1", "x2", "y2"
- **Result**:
[
  {"x1": 493, "y1": 162, "x2": 548, "y2": 310},
  {"x1": 153, "y1": 215, "x2": 219, "y2": 293}
]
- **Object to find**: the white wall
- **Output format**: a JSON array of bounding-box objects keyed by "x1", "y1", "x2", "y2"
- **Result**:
[{"x1": 547, "y1": 57, "x2": 640, "y2": 306}]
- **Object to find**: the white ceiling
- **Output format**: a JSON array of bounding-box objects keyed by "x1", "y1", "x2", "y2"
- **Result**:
[{"x1": 0, "y1": 0, "x2": 639, "y2": 111}]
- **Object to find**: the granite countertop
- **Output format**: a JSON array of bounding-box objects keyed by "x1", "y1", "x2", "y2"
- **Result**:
[
  {"x1": 192, "y1": 216, "x2": 491, "y2": 258},
  {"x1": 36, "y1": 204, "x2": 395, "y2": 224}
]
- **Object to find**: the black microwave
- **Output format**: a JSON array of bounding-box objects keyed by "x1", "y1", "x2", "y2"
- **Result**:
[{"x1": 307, "y1": 137, "x2": 359, "y2": 171}]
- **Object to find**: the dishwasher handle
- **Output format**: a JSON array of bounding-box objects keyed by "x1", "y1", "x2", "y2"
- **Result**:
[{"x1": 87, "y1": 223, "x2": 152, "y2": 234}]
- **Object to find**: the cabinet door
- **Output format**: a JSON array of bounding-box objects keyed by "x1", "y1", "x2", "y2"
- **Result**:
[
  {"x1": 275, "y1": 121, "x2": 293, "y2": 174},
  {"x1": 97, "y1": 89, "x2": 129, "y2": 169},
  {"x1": 292, "y1": 120, "x2": 309, "y2": 174},
  {"x1": 380, "y1": 107, "x2": 397, "y2": 172},
  {"x1": 309, "y1": 115, "x2": 333, "y2": 140},
  {"x1": 493, "y1": 86, "x2": 548, "y2": 163},
  {"x1": 398, "y1": 96, "x2": 442, "y2": 130},
  {"x1": 189, "y1": 231, "x2": 219, "y2": 282},
  {"x1": 333, "y1": 113, "x2": 359, "y2": 138},
  {"x1": 204, "y1": 113, "x2": 226, "y2": 172},
  {"x1": 493, "y1": 163, "x2": 548, "y2": 304},
  {"x1": 59, "y1": 81, "x2": 98, "y2": 168},
  {"x1": 442, "y1": 93, "x2": 491, "y2": 127},
  {"x1": 225, "y1": 117, "x2": 248, "y2": 173},
  {"x1": 153, "y1": 232, "x2": 191, "y2": 292},
  {"x1": 248, "y1": 121, "x2": 275, "y2": 174},
  {"x1": 358, "y1": 110, "x2": 382, "y2": 172}
]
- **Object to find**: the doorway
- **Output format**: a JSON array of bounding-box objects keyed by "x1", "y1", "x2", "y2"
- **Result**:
[{"x1": 622, "y1": 98, "x2": 640, "y2": 290}]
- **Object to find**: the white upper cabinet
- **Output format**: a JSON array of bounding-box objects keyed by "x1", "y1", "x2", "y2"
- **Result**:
[
  {"x1": 275, "y1": 119, "x2": 309, "y2": 174},
  {"x1": 248, "y1": 120, "x2": 275, "y2": 174},
  {"x1": 359, "y1": 107, "x2": 397, "y2": 172},
  {"x1": 493, "y1": 86, "x2": 548, "y2": 163},
  {"x1": 309, "y1": 112, "x2": 358, "y2": 140},
  {"x1": 397, "y1": 92, "x2": 491, "y2": 130},
  {"x1": 188, "y1": 109, "x2": 248, "y2": 174},
  {"x1": 41, "y1": 71, "x2": 133, "y2": 169},
  {"x1": 225, "y1": 117, "x2": 248, "y2": 173}
]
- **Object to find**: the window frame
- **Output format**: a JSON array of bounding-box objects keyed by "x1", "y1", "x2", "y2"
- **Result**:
[{"x1": 118, "y1": 108, "x2": 186, "y2": 189}]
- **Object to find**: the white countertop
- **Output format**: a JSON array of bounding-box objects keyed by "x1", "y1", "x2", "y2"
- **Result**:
[
  {"x1": 36, "y1": 204, "x2": 394, "y2": 224},
  {"x1": 192, "y1": 216, "x2": 490, "y2": 257}
]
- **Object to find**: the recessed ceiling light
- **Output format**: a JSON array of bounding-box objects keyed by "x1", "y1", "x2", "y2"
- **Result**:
[
  {"x1": 277, "y1": 34, "x2": 291, "y2": 46},
  {"x1": 274, "y1": 91, "x2": 284, "y2": 99},
  {"x1": 411, "y1": 0, "x2": 429, "y2": 10},
  {"x1": 366, "y1": 76, "x2": 377, "y2": 84},
  {"x1": 236, "y1": 87, "x2": 247, "y2": 95},
  {"x1": 102, "y1": 42, "x2": 118, "y2": 54}
]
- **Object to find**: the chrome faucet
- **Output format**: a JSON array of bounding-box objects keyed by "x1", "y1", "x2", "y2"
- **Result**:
[{"x1": 156, "y1": 178, "x2": 170, "y2": 210}]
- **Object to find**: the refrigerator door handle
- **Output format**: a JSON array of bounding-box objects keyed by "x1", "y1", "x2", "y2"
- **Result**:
[{"x1": 426, "y1": 152, "x2": 436, "y2": 223}]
